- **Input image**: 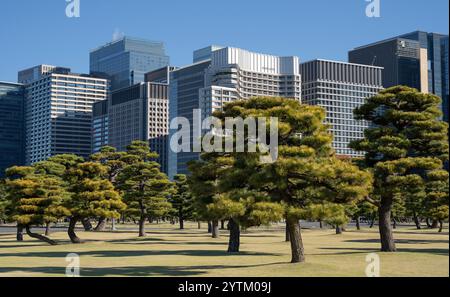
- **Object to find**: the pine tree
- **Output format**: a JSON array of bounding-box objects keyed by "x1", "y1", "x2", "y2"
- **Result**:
[
  {"x1": 5, "y1": 165, "x2": 70, "y2": 245},
  {"x1": 90, "y1": 146, "x2": 127, "y2": 231},
  {"x1": 350, "y1": 86, "x2": 449, "y2": 251},
  {"x1": 170, "y1": 174, "x2": 194, "y2": 229},
  {"x1": 116, "y1": 141, "x2": 173, "y2": 237},
  {"x1": 65, "y1": 162, "x2": 126, "y2": 243},
  {"x1": 195, "y1": 97, "x2": 372, "y2": 262}
]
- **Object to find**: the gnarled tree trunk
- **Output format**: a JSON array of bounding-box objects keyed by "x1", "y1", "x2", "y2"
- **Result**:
[
  {"x1": 26, "y1": 226, "x2": 57, "y2": 245},
  {"x1": 17, "y1": 225, "x2": 24, "y2": 241},
  {"x1": 82, "y1": 218, "x2": 93, "y2": 231},
  {"x1": 287, "y1": 218, "x2": 305, "y2": 263},
  {"x1": 211, "y1": 220, "x2": 219, "y2": 238},
  {"x1": 438, "y1": 220, "x2": 443, "y2": 233},
  {"x1": 227, "y1": 218, "x2": 240, "y2": 253},
  {"x1": 68, "y1": 217, "x2": 83, "y2": 244},
  {"x1": 378, "y1": 197, "x2": 396, "y2": 252},
  {"x1": 94, "y1": 217, "x2": 106, "y2": 231},
  {"x1": 335, "y1": 226, "x2": 343, "y2": 234}
]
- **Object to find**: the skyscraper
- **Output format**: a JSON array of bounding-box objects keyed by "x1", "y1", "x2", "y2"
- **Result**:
[
  {"x1": 349, "y1": 31, "x2": 449, "y2": 122},
  {"x1": 0, "y1": 82, "x2": 25, "y2": 177},
  {"x1": 168, "y1": 60, "x2": 211, "y2": 178},
  {"x1": 18, "y1": 65, "x2": 71, "y2": 85},
  {"x1": 92, "y1": 99, "x2": 109, "y2": 153},
  {"x1": 300, "y1": 60, "x2": 383, "y2": 157},
  {"x1": 168, "y1": 46, "x2": 301, "y2": 179},
  {"x1": 22, "y1": 66, "x2": 109, "y2": 164},
  {"x1": 106, "y1": 82, "x2": 169, "y2": 174},
  {"x1": 90, "y1": 36, "x2": 170, "y2": 91}
]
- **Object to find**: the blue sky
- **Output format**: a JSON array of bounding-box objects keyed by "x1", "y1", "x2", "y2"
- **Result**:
[{"x1": 0, "y1": 0, "x2": 448, "y2": 82}]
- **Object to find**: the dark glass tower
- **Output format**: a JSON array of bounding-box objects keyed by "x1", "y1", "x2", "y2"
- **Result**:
[{"x1": 0, "y1": 82, "x2": 25, "y2": 177}]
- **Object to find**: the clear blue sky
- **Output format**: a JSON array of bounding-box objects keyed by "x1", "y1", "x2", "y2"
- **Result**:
[{"x1": 0, "y1": 0, "x2": 448, "y2": 82}]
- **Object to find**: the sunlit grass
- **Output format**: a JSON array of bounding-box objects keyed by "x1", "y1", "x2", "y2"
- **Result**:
[{"x1": 0, "y1": 222, "x2": 448, "y2": 277}]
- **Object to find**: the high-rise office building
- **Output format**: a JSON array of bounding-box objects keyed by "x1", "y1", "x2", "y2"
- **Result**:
[
  {"x1": 90, "y1": 36, "x2": 170, "y2": 91},
  {"x1": 349, "y1": 31, "x2": 449, "y2": 122},
  {"x1": 18, "y1": 65, "x2": 71, "y2": 85},
  {"x1": 199, "y1": 47, "x2": 301, "y2": 121},
  {"x1": 92, "y1": 99, "x2": 109, "y2": 153},
  {"x1": 23, "y1": 67, "x2": 109, "y2": 164},
  {"x1": 169, "y1": 46, "x2": 301, "y2": 178},
  {"x1": 0, "y1": 82, "x2": 25, "y2": 177},
  {"x1": 107, "y1": 82, "x2": 169, "y2": 174},
  {"x1": 300, "y1": 60, "x2": 383, "y2": 157},
  {"x1": 168, "y1": 60, "x2": 211, "y2": 178}
]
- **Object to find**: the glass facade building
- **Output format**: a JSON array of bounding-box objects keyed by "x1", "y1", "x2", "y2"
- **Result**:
[
  {"x1": 350, "y1": 31, "x2": 449, "y2": 122},
  {"x1": 90, "y1": 37, "x2": 170, "y2": 91},
  {"x1": 0, "y1": 82, "x2": 25, "y2": 177}
]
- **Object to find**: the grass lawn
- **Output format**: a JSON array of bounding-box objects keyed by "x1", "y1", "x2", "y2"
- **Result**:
[{"x1": 0, "y1": 222, "x2": 448, "y2": 277}]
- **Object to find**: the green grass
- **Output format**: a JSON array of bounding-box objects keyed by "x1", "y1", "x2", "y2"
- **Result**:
[{"x1": 0, "y1": 222, "x2": 448, "y2": 277}]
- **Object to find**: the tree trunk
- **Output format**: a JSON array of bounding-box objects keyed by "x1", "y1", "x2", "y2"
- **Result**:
[
  {"x1": 211, "y1": 220, "x2": 219, "y2": 238},
  {"x1": 227, "y1": 218, "x2": 240, "y2": 253},
  {"x1": 286, "y1": 218, "x2": 306, "y2": 263},
  {"x1": 355, "y1": 216, "x2": 361, "y2": 230},
  {"x1": 431, "y1": 220, "x2": 439, "y2": 229},
  {"x1": 392, "y1": 219, "x2": 397, "y2": 229},
  {"x1": 438, "y1": 220, "x2": 443, "y2": 233},
  {"x1": 68, "y1": 217, "x2": 83, "y2": 244},
  {"x1": 138, "y1": 216, "x2": 146, "y2": 237},
  {"x1": 81, "y1": 218, "x2": 93, "y2": 231},
  {"x1": 378, "y1": 197, "x2": 396, "y2": 252},
  {"x1": 111, "y1": 218, "x2": 117, "y2": 231},
  {"x1": 94, "y1": 217, "x2": 106, "y2": 231},
  {"x1": 370, "y1": 215, "x2": 375, "y2": 228},
  {"x1": 285, "y1": 223, "x2": 290, "y2": 242},
  {"x1": 426, "y1": 218, "x2": 432, "y2": 228},
  {"x1": 207, "y1": 221, "x2": 212, "y2": 233},
  {"x1": 221, "y1": 220, "x2": 225, "y2": 230},
  {"x1": 335, "y1": 226, "x2": 343, "y2": 234},
  {"x1": 179, "y1": 209, "x2": 184, "y2": 230},
  {"x1": 197, "y1": 221, "x2": 201, "y2": 229},
  {"x1": 26, "y1": 226, "x2": 57, "y2": 245},
  {"x1": 17, "y1": 225, "x2": 24, "y2": 241},
  {"x1": 413, "y1": 212, "x2": 421, "y2": 230},
  {"x1": 45, "y1": 223, "x2": 51, "y2": 236},
  {"x1": 319, "y1": 220, "x2": 323, "y2": 229}
]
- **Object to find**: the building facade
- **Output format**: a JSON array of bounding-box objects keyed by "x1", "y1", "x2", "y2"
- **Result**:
[
  {"x1": 108, "y1": 82, "x2": 169, "y2": 174},
  {"x1": 0, "y1": 82, "x2": 25, "y2": 177},
  {"x1": 300, "y1": 60, "x2": 383, "y2": 157},
  {"x1": 168, "y1": 46, "x2": 300, "y2": 179},
  {"x1": 168, "y1": 60, "x2": 211, "y2": 178},
  {"x1": 18, "y1": 65, "x2": 71, "y2": 85},
  {"x1": 23, "y1": 68, "x2": 109, "y2": 164},
  {"x1": 90, "y1": 36, "x2": 170, "y2": 91},
  {"x1": 349, "y1": 31, "x2": 449, "y2": 122},
  {"x1": 92, "y1": 99, "x2": 109, "y2": 153}
]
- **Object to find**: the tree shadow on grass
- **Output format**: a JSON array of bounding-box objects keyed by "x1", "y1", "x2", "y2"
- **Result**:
[
  {"x1": 345, "y1": 238, "x2": 449, "y2": 245},
  {"x1": 0, "y1": 249, "x2": 282, "y2": 258},
  {"x1": 318, "y1": 247, "x2": 449, "y2": 256},
  {"x1": 0, "y1": 261, "x2": 288, "y2": 277}
]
